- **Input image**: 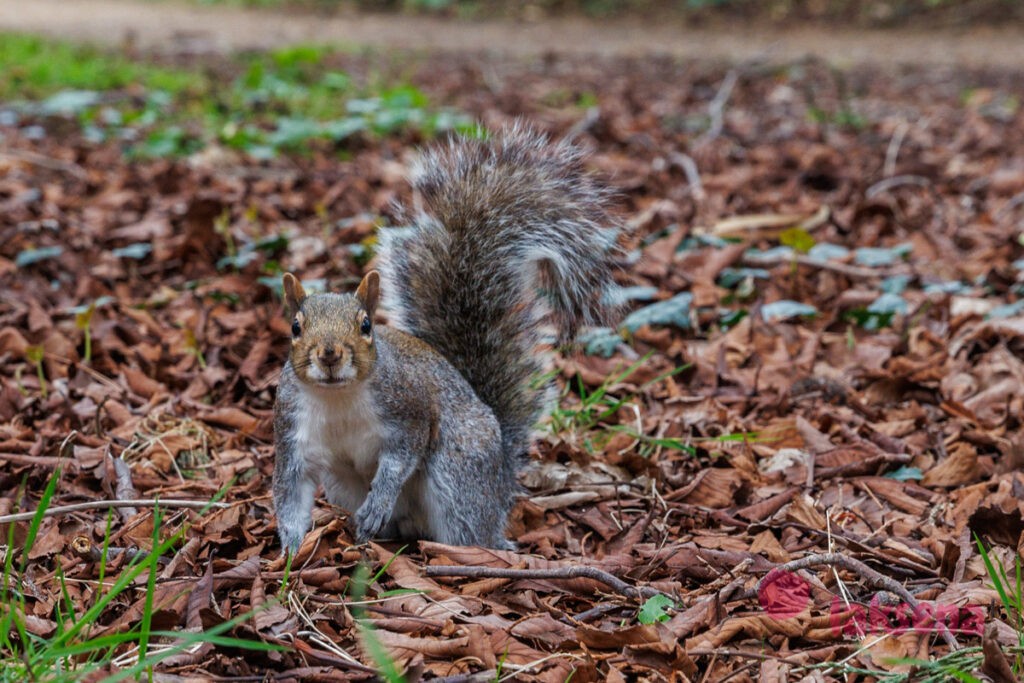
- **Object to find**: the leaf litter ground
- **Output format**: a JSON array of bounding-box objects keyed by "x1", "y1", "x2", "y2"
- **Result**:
[{"x1": 1, "y1": 44, "x2": 1024, "y2": 681}]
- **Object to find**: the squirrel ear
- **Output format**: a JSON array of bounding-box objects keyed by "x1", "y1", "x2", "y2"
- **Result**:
[
  {"x1": 356, "y1": 270, "x2": 380, "y2": 317},
  {"x1": 282, "y1": 273, "x2": 307, "y2": 315}
]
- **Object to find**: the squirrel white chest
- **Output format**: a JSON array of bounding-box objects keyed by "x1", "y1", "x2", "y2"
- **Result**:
[{"x1": 293, "y1": 385, "x2": 385, "y2": 480}]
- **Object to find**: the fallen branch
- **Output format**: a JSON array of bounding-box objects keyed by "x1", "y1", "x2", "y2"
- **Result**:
[
  {"x1": 424, "y1": 564, "x2": 671, "y2": 602},
  {"x1": 755, "y1": 552, "x2": 960, "y2": 651},
  {"x1": 0, "y1": 498, "x2": 230, "y2": 524}
]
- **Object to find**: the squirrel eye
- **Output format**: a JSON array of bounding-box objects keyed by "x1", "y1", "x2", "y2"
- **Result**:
[
  {"x1": 291, "y1": 319, "x2": 301, "y2": 338},
  {"x1": 360, "y1": 315, "x2": 372, "y2": 336}
]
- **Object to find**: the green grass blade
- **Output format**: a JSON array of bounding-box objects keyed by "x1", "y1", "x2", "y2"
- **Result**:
[
  {"x1": 49, "y1": 516, "x2": 186, "y2": 650},
  {"x1": 137, "y1": 503, "x2": 163, "y2": 681},
  {"x1": 370, "y1": 545, "x2": 407, "y2": 586},
  {"x1": 97, "y1": 612, "x2": 286, "y2": 683},
  {"x1": 20, "y1": 467, "x2": 61, "y2": 572},
  {"x1": 976, "y1": 535, "x2": 1014, "y2": 617}
]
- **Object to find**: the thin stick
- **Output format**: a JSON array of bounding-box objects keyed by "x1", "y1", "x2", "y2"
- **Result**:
[
  {"x1": 0, "y1": 149, "x2": 88, "y2": 180},
  {"x1": 688, "y1": 648, "x2": 808, "y2": 665},
  {"x1": 0, "y1": 453, "x2": 71, "y2": 468},
  {"x1": 866, "y1": 174, "x2": 930, "y2": 198},
  {"x1": 424, "y1": 564, "x2": 671, "y2": 602},
  {"x1": 883, "y1": 121, "x2": 909, "y2": 177},
  {"x1": 701, "y1": 69, "x2": 739, "y2": 143},
  {"x1": 0, "y1": 499, "x2": 229, "y2": 524},
  {"x1": 740, "y1": 253, "x2": 903, "y2": 279},
  {"x1": 995, "y1": 190, "x2": 1024, "y2": 219},
  {"x1": 754, "y1": 552, "x2": 960, "y2": 651},
  {"x1": 671, "y1": 152, "x2": 706, "y2": 201}
]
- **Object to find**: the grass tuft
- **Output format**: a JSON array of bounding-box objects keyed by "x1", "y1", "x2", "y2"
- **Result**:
[{"x1": 0, "y1": 471, "x2": 281, "y2": 682}]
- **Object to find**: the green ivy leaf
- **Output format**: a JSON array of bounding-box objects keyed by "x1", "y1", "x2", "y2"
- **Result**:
[
  {"x1": 578, "y1": 327, "x2": 622, "y2": 358},
  {"x1": 987, "y1": 300, "x2": 1024, "y2": 319},
  {"x1": 16, "y1": 246, "x2": 63, "y2": 268},
  {"x1": 718, "y1": 268, "x2": 770, "y2": 289},
  {"x1": 867, "y1": 292, "x2": 908, "y2": 315},
  {"x1": 807, "y1": 243, "x2": 850, "y2": 262},
  {"x1": 761, "y1": 300, "x2": 817, "y2": 322},
  {"x1": 880, "y1": 275, "x2": 912, "y2": 295},
  {"x1": 604, "y1": 286, "x2": 660, "y2": 307},
  {"x1": 621, "y1": 293, "x2": 693, "y2": 332},
  {"x1": 111, "y1": 243, "x2": 152, "y2": 260},
  {"x1": 41, "y1": 89, "x2": 100, "y2": 115},
  {"x1": 886, "y1": 466, "x2": 923, "y2": 481},
  {"x1": 637, "y1": 594, "x2": 675, "y2": 624},
  {"x1": 853, "y1": 243, "x2": 912, "y2": 267}
]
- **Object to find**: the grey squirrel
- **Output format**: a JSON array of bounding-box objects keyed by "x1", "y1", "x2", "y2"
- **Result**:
[{"x1": 272, "y1": 125, "x2": 621, "y2": 552}]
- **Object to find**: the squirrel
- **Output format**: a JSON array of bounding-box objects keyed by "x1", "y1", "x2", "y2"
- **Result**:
[{"x1": 272, "y1": 124, "x2": 621, "y2": 552}]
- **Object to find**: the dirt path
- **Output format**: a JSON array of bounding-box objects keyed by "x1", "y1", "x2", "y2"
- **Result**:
[{"x1": 1, "y1": 0, "x2": 1023, "y2": 67}]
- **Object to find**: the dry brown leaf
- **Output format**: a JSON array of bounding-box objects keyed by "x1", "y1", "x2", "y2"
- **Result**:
[
  {"x1": 667, "y1": 467, "x2": 746, "y2": 507},
  {"x1": 784, "y1": 494, "x2": 827, "y2": 530},
  {"x1": 922, "y1": 442, "x2": 982, "y2": 487},
  {"x1": 576, "y1": 623, "x2": 661, "y2": 649},
  {"x1": 511, "y1": 613, "x2": 578, "y2": 647}
]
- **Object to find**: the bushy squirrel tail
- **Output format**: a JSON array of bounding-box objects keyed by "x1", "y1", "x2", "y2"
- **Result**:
[{"x1": 377, "y1": 124, "x2": 621, "y2": 459}]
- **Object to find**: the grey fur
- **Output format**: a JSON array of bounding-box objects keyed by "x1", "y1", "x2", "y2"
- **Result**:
[
  {"x1": 274, "y1": 324, "x2": 513, "y2": 551},
  {"x1": 274, "y1": 125, "x2": 620, "y2": 551}
]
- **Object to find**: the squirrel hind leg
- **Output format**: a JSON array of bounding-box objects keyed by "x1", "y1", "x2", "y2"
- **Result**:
[{"x1": 416, "y1": 443, "x2": 514, "y2": 549}]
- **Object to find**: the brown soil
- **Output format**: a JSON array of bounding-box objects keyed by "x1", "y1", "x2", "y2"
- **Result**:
[{"x1": 2, "y1": 0, "x2": 1024, "y2": 67}]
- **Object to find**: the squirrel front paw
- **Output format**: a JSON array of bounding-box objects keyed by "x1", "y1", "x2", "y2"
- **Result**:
[{"x1": 353, "y1": 496, "x2": 391, "y2": 543}]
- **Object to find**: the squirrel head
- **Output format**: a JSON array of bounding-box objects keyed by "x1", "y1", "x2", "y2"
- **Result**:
[{"x1": 281, "y1": 271, "x2": 380, "y2": 389}]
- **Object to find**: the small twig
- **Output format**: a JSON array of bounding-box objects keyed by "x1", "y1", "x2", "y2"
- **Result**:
[
  {"x1": 207, "y1": 670, "x2": 358, "y2": 682},
  {"x1": 0, "y1": 498, "x2": 229, "y2": 524},
  {"x1": 432, "y1": 674, "x2": 498, "y2": 683},
  {"x1": 572, "y1": 602, "x2": 625, "y2": 623},
  {"x1": 794, "y1": 255, "x2": 900, "y2": 279},
  {"x1": 754, "y1": 553, "x2": 960, "y2": 651},
  {"x1": 866, "y1": 174, "x2": 931, "y2": 198},
  {"x1": 700, "y1": 68, "x2": 739, "y2": 144},
  {"x1": 883, "y1": 121, "x2": 910, "y2": 177},
  {"x1": 688, "y1": 648, "x2": 808, "y2": 666},
  {"x1": 424, "y1": 564, "x2": 670, "y2": 602},
  {"x1": 995, "y1": 190, "x2": 1024, "y2": 220},
  {"x1": 0, "y1": 149, "x2": 88, "y2": 180},
  {"x1": 740, "y1": 253, "x2": 903, "y2": 279},
  {"x1": 717, "y1": 661, "x2": 759, "y2": 683},
  {"x1": 0, "y1": 453, "x2": 72, "y2": 469},
  {"x1": 670, "y1": 152, "x2": 706, "y2": 201},
  {"x1": 565, "y1": 106, "x2": 601, "y2": 140}
]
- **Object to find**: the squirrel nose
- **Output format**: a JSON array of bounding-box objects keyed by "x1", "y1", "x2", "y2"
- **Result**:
[{"x1": 318, "y1": 345, "x2": 342, "y2": 365}]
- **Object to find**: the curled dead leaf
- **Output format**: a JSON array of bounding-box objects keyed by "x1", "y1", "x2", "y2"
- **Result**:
[{"x1": 922, "y1": 442, "x2": 981, "y2": 488}]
